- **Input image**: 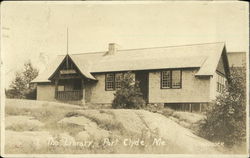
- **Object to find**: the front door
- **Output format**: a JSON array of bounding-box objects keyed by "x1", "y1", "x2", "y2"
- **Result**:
[{"x1": 135, "y1": 71, "x2": 149, "y2": 103}]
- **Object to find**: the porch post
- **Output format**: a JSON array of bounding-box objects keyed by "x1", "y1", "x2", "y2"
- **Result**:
[
  {"x1": 81, "y1": 79, "x2": 85, "y2": 105},
  {"x1": 55, "y1": 79, "x2": 58, "y2": 99}
]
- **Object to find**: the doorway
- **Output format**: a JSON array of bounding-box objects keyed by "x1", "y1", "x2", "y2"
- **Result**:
[{"x1": 135, "y1": 71, "x2": 149, "y2": 103}]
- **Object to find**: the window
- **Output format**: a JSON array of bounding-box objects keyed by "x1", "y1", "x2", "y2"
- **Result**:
[
  {"x1": 105, "y1": 73, "x2": 123, "y2": 91},
  {"x1": 161, "y1": 70, "x2": 181, "y2": 89},
  {"x1": 58, "y1": 85, "x2": 64, "y2": 91},
  {"x1": 162, "y1": 71, "x2": 171, "y2": 88},
  {"x1": 172, "y1": 70, "x2": 181, "y2": 88},
  {"x1": 115, "y1": 73, "x2": 122, "y2": 89},
  {"x1": 217, "y1": 72, "x2": 226, "y2": 93},
  {"x1": 106, "y1": 73, "x2": 115, "y2": 90}
]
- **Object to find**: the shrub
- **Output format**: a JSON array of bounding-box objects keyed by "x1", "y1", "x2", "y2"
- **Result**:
[
  {"x1": 198, "y1": 67, "x2": 246, "y2": 147},
  {"x1": 112, "y1": 72, "x2": 146, "y2": 109}
]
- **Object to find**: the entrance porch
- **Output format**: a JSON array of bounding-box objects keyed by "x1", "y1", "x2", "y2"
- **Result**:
[{"x1": 55, "y1": 78, "x2": 84, "y2": 101}]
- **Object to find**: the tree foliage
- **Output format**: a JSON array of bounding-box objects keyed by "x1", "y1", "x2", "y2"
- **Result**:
[
  {"x1": 112, "y1": 72, "x2": 146, "y2": 109},
  {"x1": 6, "y1": 60, "x2": 39, "y2": 99},
  {"x1": 199, "y1": 67, "x2": 246, "y2": 147}
]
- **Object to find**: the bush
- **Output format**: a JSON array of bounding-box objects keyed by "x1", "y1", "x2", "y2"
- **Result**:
[
  {"x1": 198, "y1": 67, "x2": 246, "y2": 147},
  {"x1": 112, "y1": 72, "x2": 146, "y2": 109}
]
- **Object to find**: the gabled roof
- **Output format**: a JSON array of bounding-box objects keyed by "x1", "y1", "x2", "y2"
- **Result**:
[
  {"x1": 48, "y1": 55, "x2": 97, "y2": 81},
  {"x1": 32, "y1": 42, "x2": 227, "y2": 83}
]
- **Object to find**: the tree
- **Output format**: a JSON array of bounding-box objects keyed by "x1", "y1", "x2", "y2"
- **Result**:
[
  {"x1": 6, "y1": 60, "x2": 39, "y2": 99},
  {"x1": 112, "y1": 72, "x2": 146, "y2": 109},
  {"x1": 198, "y1": 66, "x2": 246, "y2": 147}
]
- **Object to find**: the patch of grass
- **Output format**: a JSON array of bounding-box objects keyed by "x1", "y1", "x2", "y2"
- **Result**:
[
  {"x1": 65, "y1": 110, "x2": 126, "y2": 134},
  {"x1": 6, "y1": 124, "x2": 41, "y2": 132},
  {"x1": 84, "y1": 111, "x2": 124, "y2": 132},
  {"x1": 6, "y1": 99, "x2": 83, "y2": 137},
  {"x1": 160, "y1": 107, "x2": 175, "y2": 117},
  {"x1": 6, "y1": 106, "x2": 31, "y2": 116},
  {"x1": 48, "y1": 122, "x2": 85, "y2": 137},
  {"x1": 84, "y1": 103, "x2": 111, "y2": 110}
]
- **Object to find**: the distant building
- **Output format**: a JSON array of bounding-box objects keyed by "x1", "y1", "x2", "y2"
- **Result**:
[
  {"x1": 32, "y1": 42, "x2": 230, "y2": 112},
  {"x1": 227, "y1": 52, "x2": 246, "y2": 68}
]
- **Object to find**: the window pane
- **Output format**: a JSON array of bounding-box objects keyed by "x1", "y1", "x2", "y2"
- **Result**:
[
  {"x1": 172, "y1": 70, "x2": 181, "y2": 88},
  {"x1": 106, "y1": 73, "x2": 115, "y2": 90},
  {"x1": 162, "y1": 71, "x2": 171, "y2": 88},
  {"x1": 216, "y1": 73, "x2": 220, "y2": 92},
  {"x1": 115, "y1": 73, "x2": 122, "y2": 89},
  {"x1": 58, "y1": 85, "x2": 64, "y2": 91},
  {"x1": 106, "y1": 74, "x2": 114, "y2": 81},
  {"x1": 216, "y1": 73, "x2": 226, "y2": 93},
  {"x1": 217, "y1": 82, "x2": 219, "y2": 92}
]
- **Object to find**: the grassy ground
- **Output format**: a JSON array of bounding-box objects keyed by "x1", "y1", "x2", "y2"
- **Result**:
[{"x1": 4, "y1": 99, "x2": 240, "y2": 154}]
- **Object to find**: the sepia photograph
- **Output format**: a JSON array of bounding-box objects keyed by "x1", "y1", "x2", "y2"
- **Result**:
[{"x1": 1, "y1": 1, "x2": 249, "y2": 157}]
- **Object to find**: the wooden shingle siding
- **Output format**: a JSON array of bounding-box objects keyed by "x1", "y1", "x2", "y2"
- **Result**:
[
  {"x1": 149, "y1": 69, "x2": 211, "y2": 103},
  {"x1": 216, "y1": 55, "x2": 226, "y2": 75},
  {"x1": 37, "y1": 84, "x2": 56, "y2": 101}
]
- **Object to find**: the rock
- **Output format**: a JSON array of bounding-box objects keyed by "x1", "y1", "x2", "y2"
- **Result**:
[
  {"x1": 58, "y1": 116, "x2": 98, "y2": 129},
  {"x1": 58, "y1": 116, "x2": 110, "y2": 140},
  {"x1": 59, "y1": 132, "x2": 76, "y2": 144},
  {"x1": 110, "y1": 109, "x2": 148, "y2": 134},
  {"x1": 86, "y1": 127, "x2": 110, "y2": 140},
  {"x1": 136, "y1": 110, "x2": 220, "y2": 154},
  {"x1": 75, "y1": 131, "x2": 90, "y2": 141},
  {"x1": 179, "y1": 121, "x2": 191, "y2": 128}
]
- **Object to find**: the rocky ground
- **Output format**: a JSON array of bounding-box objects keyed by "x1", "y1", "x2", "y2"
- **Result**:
[{"x1": 5, "y1": 99, "x2": 224, "y2": 154}]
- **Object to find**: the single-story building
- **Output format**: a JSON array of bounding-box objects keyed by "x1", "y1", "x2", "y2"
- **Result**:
[{"x1": 31, "y1": 42, "x2": 230, "y2": 112}]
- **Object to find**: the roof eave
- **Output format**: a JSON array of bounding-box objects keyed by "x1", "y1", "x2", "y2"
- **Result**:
[{"x1": 194, "y1": 74, "x2": 213, "y2": 77}]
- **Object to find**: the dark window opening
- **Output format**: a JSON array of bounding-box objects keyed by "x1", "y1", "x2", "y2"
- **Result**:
[{"x1": 161, "y1": 70, "x2": 182, "y2": 89}]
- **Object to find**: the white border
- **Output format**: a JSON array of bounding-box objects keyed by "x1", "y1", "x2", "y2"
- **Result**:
[{"x1": 0, "y1": 1, "x2": 249, "y2": 158}]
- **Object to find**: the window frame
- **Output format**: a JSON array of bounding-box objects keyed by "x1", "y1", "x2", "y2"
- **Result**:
[
  {"x1": 115, "y1": 73, "x2": 123, "y2": 90},
  {"x1": 105, "y1": 73, "x2": 115, "y2": 91},
  {"x1": 216, "y1": 71, "x2": 226, "y2": 93},
  {"x1": 161, "y1": 69, "x2": 182, "y2": 89},
  {"x1": 105, "y1": 72, "x2": 123, "y2": 91}
]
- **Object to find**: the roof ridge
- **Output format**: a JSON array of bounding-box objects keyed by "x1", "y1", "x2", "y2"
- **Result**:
[
  {"x1": 70, "y1": 51, "x2": 105, "y2": 56},
  {"x1": 118, "y1": 42, "x2": 225, "y2": 52},
  {"x1": 58, "y1": 41, "x2": 225, "y2": 56},
  {"x1": 57, "y1": 51, "x2": 105, "y2": 56},
  {"x1": 227, "y1": 51, "x2": 246, "y2": 54}
]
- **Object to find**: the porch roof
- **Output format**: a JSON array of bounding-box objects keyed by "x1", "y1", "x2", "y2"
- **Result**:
[{"x1": 32, "y1": 42, "x2": 227, "y2": 83}]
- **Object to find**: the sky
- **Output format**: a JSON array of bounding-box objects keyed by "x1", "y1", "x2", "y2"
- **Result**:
[{"x1": 1, "y1": 1, "x2": 249, "y2": 88}]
